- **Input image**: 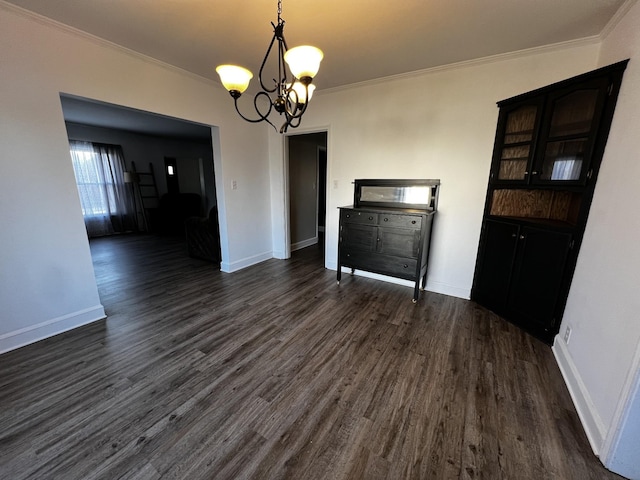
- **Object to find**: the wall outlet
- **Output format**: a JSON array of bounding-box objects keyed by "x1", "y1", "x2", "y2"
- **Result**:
[
  {"x1": 564, "y1": 325, "x2": 572, "y2": 344},
  {"x1": 333, "y1": 179, "x2": 339, "y2": 189},
  {"x1": 232, "y1": 180, "x2": 238, "y2": 190}
]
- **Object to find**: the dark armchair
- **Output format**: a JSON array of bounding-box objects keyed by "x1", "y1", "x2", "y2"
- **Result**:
[
  {"x1": 185, "y1": 207, "x2": 221, "y2": 264},
  {"x1": 156, "y1": 193, "x2": 202, "y2": 235}
]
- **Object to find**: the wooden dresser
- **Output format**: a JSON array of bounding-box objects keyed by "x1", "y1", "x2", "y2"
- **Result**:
[{"x1": 337, "y1": 179, "x2": 439, "y2": 302}]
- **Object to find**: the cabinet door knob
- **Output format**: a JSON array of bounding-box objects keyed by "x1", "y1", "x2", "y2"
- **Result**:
[
  {"x1": 511, "y1": 233, "x2": 517, "y2": 238},
  {"x1": 383, "y1": 218, "x2": 388, "y2": 222},
  {"x1": 519, "y1": 234, "x2": 525, "y2": 240},
  {"x1": 369, "y1": 216, "x2": 374, "y2": 220},
  {"x1": 411, "y1": 220, "x2": 416, "y2": 224},
  {"x1": 532, "y1": 171, "x2": 539, "y2": 175},
  {"x1": 403, "y1": 264, "x2": 408, "y2": 268},
  {"x1": 346, "y1": 214, "x2": 350, "y2": 218}
]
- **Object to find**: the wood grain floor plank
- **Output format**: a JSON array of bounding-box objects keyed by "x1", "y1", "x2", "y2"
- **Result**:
[{"x1": 0, "y1": 234, "x2": 626, "y2": 480}]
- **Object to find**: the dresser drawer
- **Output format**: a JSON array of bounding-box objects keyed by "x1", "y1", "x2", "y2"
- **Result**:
[
  {"x1": 341, "y1": 209, "x2": 378, "y2": 225},
  {"x1": 341, "y1": 223, "x2": 377, "y2": 251},
  {"x1": 378, "y1": 228, "x2": 421, "y2": 258},
  {"x1": 340, "y1": 250, "x2": 418, "y2": 281},
  {"x1": 378, "y1": 213, "x2": 422, "y2": 229}
]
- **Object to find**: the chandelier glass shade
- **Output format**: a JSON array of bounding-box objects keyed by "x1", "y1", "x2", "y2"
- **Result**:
[
  {"x1": 215, "y1": 0, "x2": 323, "y2": 133},
  {"x1": 287, "y1": 82, "x2": 315, "y2": 104},
  {"x1": 283, "y1": 46, "x2": 323, "y2": 80},
  {"x1": 215, "y1": 65, "x2": 253, "y2": 94}
]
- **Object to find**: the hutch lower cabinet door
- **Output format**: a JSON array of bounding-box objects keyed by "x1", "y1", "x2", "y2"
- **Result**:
[
  {"x1": 472, "y1": 220, "x2": 519, "y2": 313},
  {"x1": 506, "y1": 226, "x2": 572, "y2": 335},
  {"x1": 473, "y1": 219, "x2": 573, "y2": 343}
]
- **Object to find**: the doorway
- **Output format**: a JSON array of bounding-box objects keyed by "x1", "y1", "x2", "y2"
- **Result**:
[
  {"x1": 287, "y1": 132, "x2": 328, "y2": 259},
  {"x1": 164, "y1": 156, "x2": 213, "y2": 217},
  {"x1": 60, "y1": 94, "x2": 217, "y2": 229},
  {"x1": 60, "y1": 94, "x2": 222, "y2": 303}
]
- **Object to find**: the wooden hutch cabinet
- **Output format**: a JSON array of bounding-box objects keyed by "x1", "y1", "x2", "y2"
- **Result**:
[
  {"x1": 338, "y1": 179, "x2": 440, "y2": 302},
  {"x1": 472, "y1": 60, "x2": 627, "y2": 344}
]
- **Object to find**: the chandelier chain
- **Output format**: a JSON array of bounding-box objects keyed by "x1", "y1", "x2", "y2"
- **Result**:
[{"x1": 277, "y1": 0, "x2": 282, "y2": 22}]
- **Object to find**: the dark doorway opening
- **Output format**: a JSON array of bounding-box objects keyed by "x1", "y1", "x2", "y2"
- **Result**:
[
  {"x1": 60, "y1": 94, "x2": 222, "y2": 274},
  {"x1": 287, "y1": 132, "x2": 328, "y2": 261}
]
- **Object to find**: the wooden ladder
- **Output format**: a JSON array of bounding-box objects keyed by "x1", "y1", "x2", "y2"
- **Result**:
[{"x1": 131, "y1": 162, "x2": 160, "y2": 231}]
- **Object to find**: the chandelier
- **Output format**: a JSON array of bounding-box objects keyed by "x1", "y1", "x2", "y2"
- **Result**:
[{"x1": 216, "y1": 0, "x2": 323, "y2": 133}]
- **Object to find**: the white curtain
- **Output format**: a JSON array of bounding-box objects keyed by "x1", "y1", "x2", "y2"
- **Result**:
[
  {"x1": 69, "y1": 141, "x2": 135, "y2": 237},
  {"x1": 551, "y1": 157, "x2": 583, "y2": 181}
]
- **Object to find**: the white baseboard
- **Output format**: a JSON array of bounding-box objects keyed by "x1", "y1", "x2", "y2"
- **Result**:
[
  {"x1": 220, "y1": 251, "x2": 273, "y2": 273},
  {"x1": 326, "y1": 264, "x2": 470, "y2": 300},
  {"x1": 0, "y1": 305, "x2": 106, "y2": 354},
  {"x1": 325, "y1": 259, "x2": 339, "y2": 270},
  {"x1": 425, "y1": 280, "x2": 471, "y2": 300},
  {"x1": 600, "y1": 338, "x2": 640, "y2": 477},
  {"x1": 291, "y1": 237, "x2": 318, "y2": 252},
  {"x1": 552, "y1": 338, "x2": 607, "y2": 456},
  {"x1": 272, "y1": 250, "x2": 287, "y2": 260}
]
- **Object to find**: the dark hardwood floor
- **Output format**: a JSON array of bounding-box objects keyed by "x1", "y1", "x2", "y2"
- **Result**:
[{"x1": 0, "y1": 234, "x2": 624, "y2": 480}]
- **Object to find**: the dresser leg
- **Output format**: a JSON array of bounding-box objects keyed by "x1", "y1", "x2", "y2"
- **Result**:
[{"x1": 413, "y1": 283, "x2": 420, "y2": 303}]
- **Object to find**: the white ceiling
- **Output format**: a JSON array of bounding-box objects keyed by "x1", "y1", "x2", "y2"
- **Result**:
[
  {"x1": 5, "y1": 0, "x2": 632, "y2": 137},
  {"x1": 5, "y1": 0, "x2": 630, "y2": 91}
]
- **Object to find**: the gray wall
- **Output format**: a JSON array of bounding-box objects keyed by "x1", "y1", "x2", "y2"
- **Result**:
[
  {"x1": 65, "y1": 122, "x2": 217, "y2": 215},
  {"x1": 288, "y1": 133, "x2": 326, "y2": 249}
]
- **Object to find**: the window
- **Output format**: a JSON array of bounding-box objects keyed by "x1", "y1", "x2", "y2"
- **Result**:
[
  {"x1": 70, "y1": 142, "x2": 118, "y2": 216},
  {"x1": 69, "y1": 141, "x2": 133, "y2": 236}
]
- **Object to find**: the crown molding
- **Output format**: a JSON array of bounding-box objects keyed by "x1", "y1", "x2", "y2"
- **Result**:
[
  {"x1": 600, "y1": 0, "x2": 638, "y2": 39},
  {"x1": 3, "y1": 0, "x2": 623, "y2": 97},
  {"x1": 0, "y1": 0, "x2": 216, "y2": 87},
  {"x1": 317, "y1": 36, "x2": 602, "y2": 97}
]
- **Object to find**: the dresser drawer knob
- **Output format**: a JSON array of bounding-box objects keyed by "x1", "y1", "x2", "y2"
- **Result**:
[
  {"x1": 368, "y1": 216, "x2": 373, "y2": 220},
  {"x1": 403, "y1": 264, "x2": 408, "y2": 268},
  {"x1": 411, "y1": 220, "x2": 416, "y2": 224},
  {"x1": 346, "y1": 214, "x2": 351, "y2": 218},
  {"x1": 383, "y1": 218, "x2": 388, "y2": 222}
]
